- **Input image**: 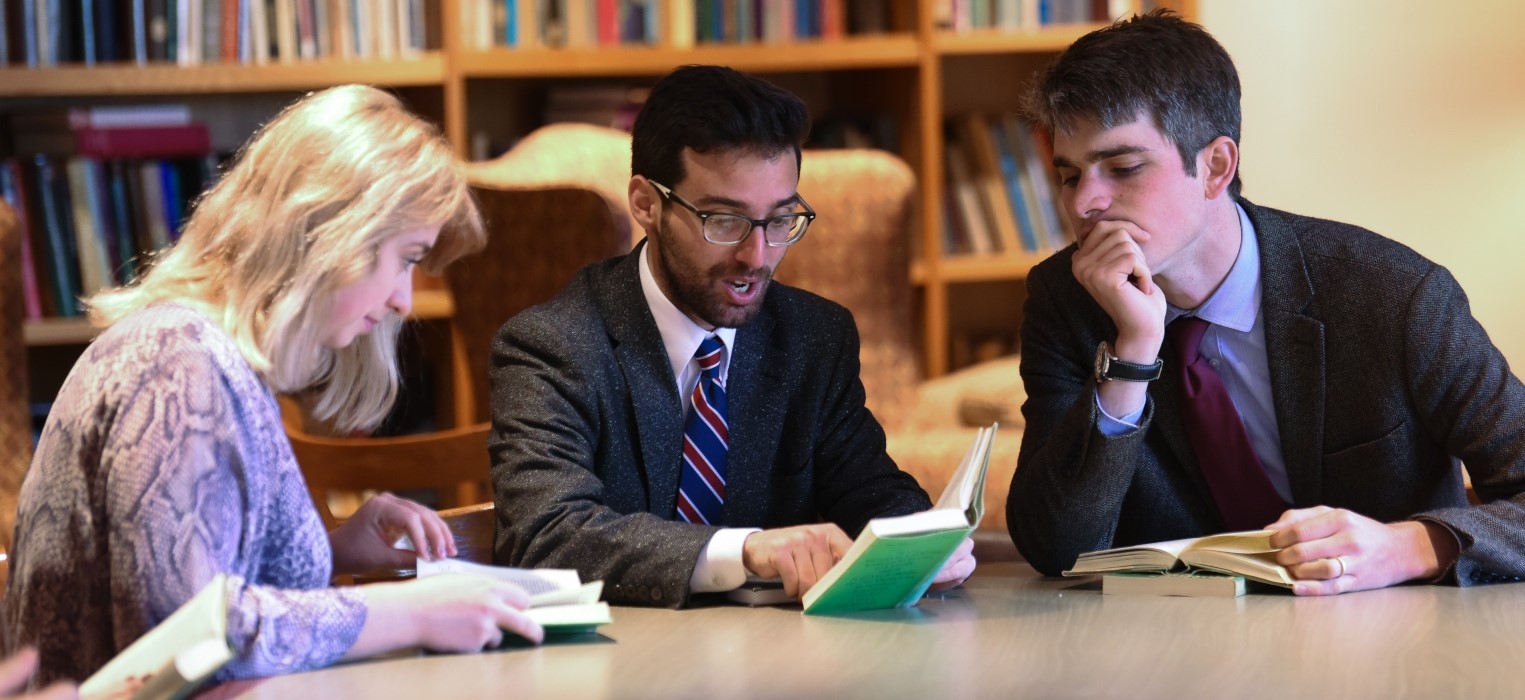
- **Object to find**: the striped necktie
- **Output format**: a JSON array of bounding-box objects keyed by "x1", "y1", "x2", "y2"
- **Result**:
[{"x1": 677, "y1": 335, "x2": 728, "y2": 525}]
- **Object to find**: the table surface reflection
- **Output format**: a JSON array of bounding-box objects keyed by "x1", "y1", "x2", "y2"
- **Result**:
[{"x1": 208, "y1": 562, "x2": 1525, "y2": 699}]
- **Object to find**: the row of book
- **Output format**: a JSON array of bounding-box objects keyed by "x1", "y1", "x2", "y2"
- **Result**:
[
  {"x1": 1, "y1": 105, "x2": 221, "y2": 319},
  {"x1": 468, "y1": 0, "x2": 892, "y2": 49},
  {"x1": 942, "y1": 112, "x2": 1069, "y2": 258},
  {"x1": 935, "y1": 0, "x2": 1127, "y2": 32},
  {"x1": 0, "y1": 0, "x2": 427, "y2": 67}
]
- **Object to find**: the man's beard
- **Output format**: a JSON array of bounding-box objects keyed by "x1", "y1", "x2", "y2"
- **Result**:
[{"x1": 653, "y1": 220, "x2": 775, "y2": 329}]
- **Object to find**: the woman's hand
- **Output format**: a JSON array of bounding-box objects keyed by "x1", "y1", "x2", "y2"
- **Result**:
[{"x1": 329, "y1": 492, "x2": 457, "y2": 576}]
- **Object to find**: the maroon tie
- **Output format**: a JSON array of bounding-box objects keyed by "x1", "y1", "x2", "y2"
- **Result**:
[{"x1": 1169, "y1": 316, "x2": 1289, "y2": 531}]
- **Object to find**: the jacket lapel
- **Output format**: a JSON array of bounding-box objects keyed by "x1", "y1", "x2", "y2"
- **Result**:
[
  {"x1": 1245, "y1": 200, "x2": 1326, "y2": 506},
  {"x1": 595, "y1": 242, "x2": 684, "y2": 517},
  {"x1": 719, "y1": 304, "x2": 788, "y2": 527}
]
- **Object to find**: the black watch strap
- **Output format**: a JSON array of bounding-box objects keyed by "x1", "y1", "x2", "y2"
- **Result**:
[{"x1": 1094, "y1": 342, "x2": 1164, "y2": 382}]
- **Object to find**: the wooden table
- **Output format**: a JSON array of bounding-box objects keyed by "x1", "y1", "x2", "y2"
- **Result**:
[{"x1": 211, "y1": 563, "x2": 1525, "y2": 698}]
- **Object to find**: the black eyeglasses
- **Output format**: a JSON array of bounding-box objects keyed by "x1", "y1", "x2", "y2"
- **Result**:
[{"x1": 649, "y1": 180, "x2": 815, "y2": 247}]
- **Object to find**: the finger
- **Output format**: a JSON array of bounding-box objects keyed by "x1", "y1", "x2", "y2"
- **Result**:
[
  {"x1": 825, "y1": 526, "x2": 853, "y2": 559},
  {"x1": 1267, "y1": 507, "x2": 1338, "y2": 549},
  {"x1": 1286, "y1": 556, "x2": 1346, "y2": 581},
  {"x1": 497, "y1": 609, "x2": 545, "y2": 646},
  {"x1": 416, "y1": 507, "x2": 454, "y2": 562},
  {"x1": 0, "y1": 648, "x2": 38, "y2": 693},
  {"x1": 802, "y1": 539, "x2": 837, "y2": 596},
  {"x1": 494, "y1": 581, "x2": 533, "y2": 610},
  {"x1": 33, "y1": 682, "x2": 79, "y2": 700},
  {"x1": 1292, "y1": 575, "x2": 1352, "y2": 596},
  {"x1": 398, "y1": 509, "x2": 432, "y2": 561},
  {"x1": 774, "y1": 547, "x2": 801, "y2": 599}
]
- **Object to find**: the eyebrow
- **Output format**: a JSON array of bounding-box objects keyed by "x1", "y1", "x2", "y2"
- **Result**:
[
  {"x1": 692, "y1": 193, "x2": 801, "y2": 211},
  {"x1": 1052, "y1": 145, "x2": 1151, "y2": 170}
]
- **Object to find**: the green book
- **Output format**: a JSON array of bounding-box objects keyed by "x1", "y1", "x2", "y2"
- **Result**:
[{"x1": 802, "y1": 424, "x2": 998, "y2": 615}]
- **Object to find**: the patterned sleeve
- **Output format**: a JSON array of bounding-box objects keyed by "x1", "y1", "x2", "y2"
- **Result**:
[{"x1": 102, "y1": 333, "x2": 368, "y2": 680}]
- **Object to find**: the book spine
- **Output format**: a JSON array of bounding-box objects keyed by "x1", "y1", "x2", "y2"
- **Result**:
[
  {"x1": 0, "y1": 160, "x2": 45, "y2": 319},
  {"x1": 105, "y1": 160, "x2": 137, "y2": 282}
]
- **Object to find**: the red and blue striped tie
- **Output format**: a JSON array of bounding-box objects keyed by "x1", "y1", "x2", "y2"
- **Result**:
[{"x1": 677, "y1": 336, "x2": 728, "y2": 525}]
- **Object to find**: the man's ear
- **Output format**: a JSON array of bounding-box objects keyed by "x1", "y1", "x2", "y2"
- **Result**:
[
  {"x1": 629, "y1": 175, "x2": 660, "y2": 232},
  {"x1": 1200, "y1": 136, "x2": 1239, "y2": 200}
]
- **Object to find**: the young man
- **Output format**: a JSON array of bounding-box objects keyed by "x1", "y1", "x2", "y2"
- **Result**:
[
  {"x1": 489, "y1": 65, "x2": 975, "y2": 607},
  {"x1": 1008, "y1": 11, "x2": 1525, "y2": 594}
]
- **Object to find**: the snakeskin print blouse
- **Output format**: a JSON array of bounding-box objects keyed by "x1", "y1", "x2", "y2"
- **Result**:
[{"x1": 5, "y1": 304, "x2": 367, "y2": 685}]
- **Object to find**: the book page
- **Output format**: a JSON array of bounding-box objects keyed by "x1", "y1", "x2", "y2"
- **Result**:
[
  {"x1": 81, "y1": 575, "x2": 232, "y2": 700},
  {"x1": 932, "y1": 424, "x2": 997, "y2": 524},
  {"x1": 803, "y1": 528, "x2": 971, "y2": 614},
  {"x1": 1182, "y1": 530, "x2": 1277, "y2": 555},
  {"x1": 1184, "y1": 550, "x2": 1294, "y2": 587},
  {"x1": 416, "y1": 558, "x2": 582, "y2": 598}
]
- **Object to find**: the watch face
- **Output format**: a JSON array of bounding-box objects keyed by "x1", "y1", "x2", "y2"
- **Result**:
[{"x1": 1094, "y1": 342, "x2": 1109, "y2": 382}]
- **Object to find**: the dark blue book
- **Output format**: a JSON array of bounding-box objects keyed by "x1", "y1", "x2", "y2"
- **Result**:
[
  {"x1": 34, "y1": 156, "x2": 81, "y2": 316},
  {"x1": 157, "y1": 160, "x2": 182, "y2": 242},
  {"x1": 80, "y1": 0, "x2": 98, "y2": 63},
  {"x1": 106, "y1": 160, "x2": 137, "y2": 282}
]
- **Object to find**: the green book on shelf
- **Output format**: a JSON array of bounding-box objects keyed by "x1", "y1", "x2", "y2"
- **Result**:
[{"x1": 802, "y1": 423, "x2": 997, "y2": 615}]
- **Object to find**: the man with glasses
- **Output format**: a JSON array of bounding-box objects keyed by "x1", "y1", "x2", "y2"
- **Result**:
[{"x1": 487, "y1": 65, "x2": 975, "y2": 607}]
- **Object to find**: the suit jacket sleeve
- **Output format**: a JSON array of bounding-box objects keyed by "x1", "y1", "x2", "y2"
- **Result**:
[
  {"x1": 488, "y1": 308, "x2": 716, "y2": 608},
  {"x1": 1398, "y1": 265, "x2": 1525, "y2": 584},
  {"x1": 1006, "y1": 257, "x2": 1158, "y2": 575}
]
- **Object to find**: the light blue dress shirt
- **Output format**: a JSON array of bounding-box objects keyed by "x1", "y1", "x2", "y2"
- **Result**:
[{"x1": 1096, "y1": 204, "x2": 1293, "y2": 503}]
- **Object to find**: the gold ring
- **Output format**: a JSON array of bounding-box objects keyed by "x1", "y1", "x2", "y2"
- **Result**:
[{"x1": 1331, "y1": 555, "x2": 1347, "y2": 578}]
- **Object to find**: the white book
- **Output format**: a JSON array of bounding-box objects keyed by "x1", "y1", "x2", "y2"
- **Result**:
[
  {"x1": 417, "y1": 559, "x2": 612, "y2": 635},
  {"x1": 81, "y1": 575, "x2": 234, "y2": 700}
]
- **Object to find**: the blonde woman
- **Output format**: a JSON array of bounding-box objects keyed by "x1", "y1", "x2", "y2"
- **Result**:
[{"x1": 4, "y1": 85, "x2": 542, "y2": 687}]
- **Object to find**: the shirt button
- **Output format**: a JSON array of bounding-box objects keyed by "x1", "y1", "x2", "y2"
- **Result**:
[
  {"x1": 650, "y1": 588, "x2": 662, "y2": 601},
  {"x1": 1208, "y1": 358, "x2": 1221, "y2": 369}
]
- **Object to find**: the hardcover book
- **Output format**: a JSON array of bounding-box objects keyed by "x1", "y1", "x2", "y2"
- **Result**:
[
  {"x1": 1063, "y1": 530, "x2": 1294, "y2": 588},
  {"x1": 801, "y1": 423, "x2": 997, "y2": 615}
]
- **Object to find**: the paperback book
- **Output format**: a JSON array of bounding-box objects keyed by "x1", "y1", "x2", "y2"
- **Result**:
[
  {"x1": 801, "y1": 423, "x2": 997, "y2": 615},
  {"x1": 416, "y1": 558, "x2": 612, "y2": 635}
]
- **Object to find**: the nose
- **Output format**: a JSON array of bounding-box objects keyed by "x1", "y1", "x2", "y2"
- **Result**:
[
  {"x1": 388, "y1": 271, "x2": 414, "y2": 317},
  {"x1": 734, "y1": 223, "x2": 769, "y2": 269},
  {"x1": 1069, "y1": 173, "x2": 1111, "y2": 224}
]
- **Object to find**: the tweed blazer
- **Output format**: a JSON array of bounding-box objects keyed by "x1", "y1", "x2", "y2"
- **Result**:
[
  {"x1": 488, "y1": 243, "x2": 932, "y2": 607},
  {"x1": 1009, "y1": 199, "x2": 1525, "y2": 585}
]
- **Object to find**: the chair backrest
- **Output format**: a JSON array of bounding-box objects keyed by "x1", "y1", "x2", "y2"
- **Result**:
[
  {"x1": 775, "y1": 149, "x2": 920, "y2": 430},
  {"x1": 0, "y1": 200, "x2": 28, "y2": 559},
  {"x1": 439, "y1": 502, "x2": 495, "y2": 565},
  {"x1": 451, "y1": 123, "x2": 635, "y2": 424}
]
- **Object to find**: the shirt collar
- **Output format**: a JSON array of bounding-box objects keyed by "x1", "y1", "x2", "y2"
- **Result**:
[
  {"x1": 639, "y1": 243, "x2": 737, "y2": 380},
  {"x1": 1167, "y1": 202, "x2": 1261, "y2": 332}
]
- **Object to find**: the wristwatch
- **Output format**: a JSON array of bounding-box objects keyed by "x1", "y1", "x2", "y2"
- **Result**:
[{"x1": 1093, "y1": 341, "x2": 1164, "y2": 383}]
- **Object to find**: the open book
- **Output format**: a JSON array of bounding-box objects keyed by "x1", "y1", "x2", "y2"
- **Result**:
[
  {"x1": 81, "y1": 574, "x2": 234, "y2": 700},
  {"x1": 1062, "y1": 530, "x2": 1294, "y2": 588},
  {"x1": 801, "y1": 423, "x2": 997, "y2": 615},
  {"x1": 416, "y1": 559, "x2": 612, "y2": 635}
]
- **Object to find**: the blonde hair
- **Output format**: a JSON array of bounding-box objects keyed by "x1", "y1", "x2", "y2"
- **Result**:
[{"x1": 90, "y1": 85, "x2": 485, "y2": 432}]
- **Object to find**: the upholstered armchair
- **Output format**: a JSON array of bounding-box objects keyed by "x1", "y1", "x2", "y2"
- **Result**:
[
  {"x1": 777, "y1": 150, "x2": 1023, "y2": 539},
  {"x1": 0, "y1": 201, "x2": 27, "y2": 589}
]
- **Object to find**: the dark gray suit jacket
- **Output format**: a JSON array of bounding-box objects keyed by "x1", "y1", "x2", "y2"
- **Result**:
[
  {"x1": 489, "y1": 243, "x2": 932, "y2": 607},
  {"x1": 1009, "y1": 199, "x2": 1525, "y2": 584}
]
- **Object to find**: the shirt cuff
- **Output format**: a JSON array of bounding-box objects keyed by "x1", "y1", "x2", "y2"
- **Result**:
[
  {"x1": 689, "y1": 527, "x2": 762, "y2": 593},
  {"x1": 1095, "y1": 389, "x2": 1145, "y2": 437}
]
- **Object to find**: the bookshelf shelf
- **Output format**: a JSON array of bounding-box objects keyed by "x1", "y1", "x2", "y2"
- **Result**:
[
  {"x1": 6, "y1": 0, "x2": 1195, "y2": 378},
  {"x1": 457, "y1": 36, "x2": 922, "y2": 77},
  {"x1": 0, "y1": 55, "x2": 448, "y2": 97}
]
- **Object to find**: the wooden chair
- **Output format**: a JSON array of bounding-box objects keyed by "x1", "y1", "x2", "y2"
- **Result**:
[
  {"x1": 0, "y1": 201, "x2": 26, "y2": 592},
  {"x1": 287, "y1": 124, "x2": 632, "y2": 527},
  {"x1": 439, "y1": 502, "x2": 495, "y2": 565}
]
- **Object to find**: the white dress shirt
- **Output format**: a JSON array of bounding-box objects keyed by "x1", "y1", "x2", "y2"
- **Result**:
[{"x1": 638, "y1": 246, "x2": 757, "y2": 593}]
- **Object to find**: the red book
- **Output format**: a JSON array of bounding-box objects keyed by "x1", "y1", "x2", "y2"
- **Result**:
[
  {"x1": 73, "y1": 125, "x2": 213, "y2": 159},
  {"x1": 2, "y1": 160, "x2": 45, "y2": 319},
  {"x1": 221, "y1": 0, "x2": 240, "y2": 62},
  {"x1": 597, "y1": 0, "x2": 619, "y2": 45},
  {"x1": 821, "y1": 0, "x2": 843, "y2": 38}
]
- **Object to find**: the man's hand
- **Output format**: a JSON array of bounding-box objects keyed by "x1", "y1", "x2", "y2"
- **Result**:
[
  {"x1": 927, "y1": 537, "x2": 976, "y2": 592},
  {"x1": 330, "y1": 492, "x2": 457, "y2": 576},
  {"x1": 742, "y1": 524, "x2": 853, "y2": 599},
  {"x1": 1071, "y1": 220, "x2": 1168, "y2": 349},
  {"x1": 1266, "y1": 506, "x2": 1460, "y2": 596}
]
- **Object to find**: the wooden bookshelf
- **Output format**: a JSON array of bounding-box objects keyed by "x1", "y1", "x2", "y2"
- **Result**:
[{"x1": 5, "y1": 0, "x2": 1194, "y2": 379}]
